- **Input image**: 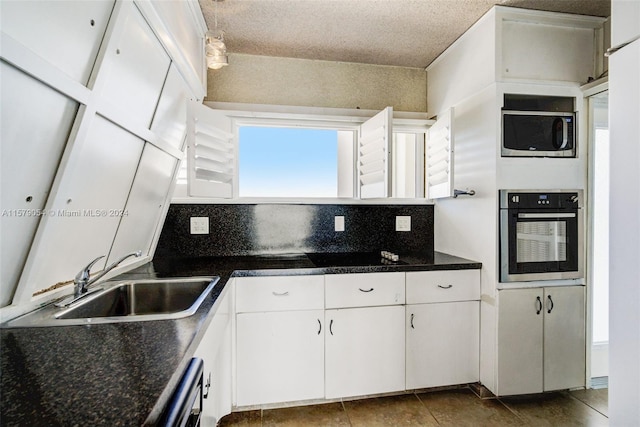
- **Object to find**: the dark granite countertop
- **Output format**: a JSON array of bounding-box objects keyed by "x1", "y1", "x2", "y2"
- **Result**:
[
  {"x1": 0, "y1": 251, "x2": 480, "y2": 426},
  {"x1": 138, "y1": 251, "x2": 481, "y2": 279}
]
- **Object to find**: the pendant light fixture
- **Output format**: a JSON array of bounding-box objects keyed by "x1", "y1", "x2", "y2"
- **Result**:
[{"x1": 206, "y1": 0, "x2": 228, "y2": 70}]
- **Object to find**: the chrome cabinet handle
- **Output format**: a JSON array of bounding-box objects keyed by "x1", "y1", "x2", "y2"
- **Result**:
[
  {"x1": 438, "y1": 284, "x2": 453, "y2": 289},
  {"x1": 536, "y1": 296, "x2": 543, "y2": 315},
  {"x1": 317, "y1": 319, "x2": 322, "y2": 335},
  {"x1": 410, "y1": 313, "x2": 415, "y2": 329},
  {"x1": 329, "y1": 319, "x2": 334, "y2": 335},
  {"x1": 272, "y1": 291, "x2": 289, "y2": 296},
  {"x1": 547, "y1": 295, "x2": 554, "y2": 314},
  {"x1": 358, "y1": 287, "x2": 374, "y2": 292}
]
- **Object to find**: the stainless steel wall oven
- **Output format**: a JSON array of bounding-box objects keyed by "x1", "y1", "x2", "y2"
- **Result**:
[{"x1": 499, "y1": 190, "x2": 583, "y2": 282}]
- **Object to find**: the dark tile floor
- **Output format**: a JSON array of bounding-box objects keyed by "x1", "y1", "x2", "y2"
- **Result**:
[{"x1": 218, "y1": 387, "x2": 608, "y2": 426}]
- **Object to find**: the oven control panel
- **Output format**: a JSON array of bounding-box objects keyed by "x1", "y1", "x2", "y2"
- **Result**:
[{"x1": 501, "y1": 191, "x2": 581, "y2": 209}]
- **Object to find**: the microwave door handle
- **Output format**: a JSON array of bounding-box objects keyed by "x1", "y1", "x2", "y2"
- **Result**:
[
  {"x1": 559, "y1": 118, "x2": 569, "y2": 149},
  {"x1": 552, "y1": 117, "x2": 569, "y2": 150}
]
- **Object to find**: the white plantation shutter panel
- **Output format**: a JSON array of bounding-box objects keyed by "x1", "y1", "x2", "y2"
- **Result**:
[
  {"x1": 426, "y1": 108, "x2": 454, "y2": 199},
  {"x1": 187, "y1": 101, "x2": 234, "y2": 198},
  {"x1": 358, "y1": 107, "x2": 393, "y2": 198}
]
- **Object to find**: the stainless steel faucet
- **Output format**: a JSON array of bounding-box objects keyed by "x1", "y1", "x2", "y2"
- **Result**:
[
  {"x1": 56, "y1": 250, "x2": 142, "y2": 307},
  {"x1": 74, "y1": 250, "x2": 143, "y2": 297}
]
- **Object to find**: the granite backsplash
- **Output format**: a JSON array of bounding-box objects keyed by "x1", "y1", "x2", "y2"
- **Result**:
[{"x1": 155, "y1": 204, "x2": 434, "y2": 258}]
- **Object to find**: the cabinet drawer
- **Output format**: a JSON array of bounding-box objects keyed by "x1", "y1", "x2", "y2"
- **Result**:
[
  {"x1": 236, "y1": 275, "x2": 324, "y2": 312},
  {"x1": 406, "y1": 270, "x2": 480, "y2": 304},
  {"x1": 325, "y1": 272, "x2": 405, "y2": 309}
]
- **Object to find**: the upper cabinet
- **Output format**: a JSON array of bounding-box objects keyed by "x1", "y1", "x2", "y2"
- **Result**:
[
  {"x1": 0, "y1": 0, "x2": 115, "y2": 85},
  {"x1": 1, "y1": 0, "x2": 207, "y2": 310},
  {"x1": 611, "y1": 0, "x2": 640, "y2": 45},
  {"x1": 0, "y1": 63, "x2": 80, "y2": 308},
  {"x1": 95, "y1": 1, "x2": 171, "y2": 129},
  {"x1": 427, "y1": 6, "x2": 606, "y2": 115}
]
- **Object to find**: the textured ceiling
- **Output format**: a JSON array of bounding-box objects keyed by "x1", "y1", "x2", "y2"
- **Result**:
[{"x1": 198, "y1": 0, "x2": 610, "y2": 69}]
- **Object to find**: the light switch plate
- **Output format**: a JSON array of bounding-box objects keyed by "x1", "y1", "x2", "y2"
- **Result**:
[
  {"x1": 335, "y1": 216, "x2": 345, "y2": 232},
  {"x1": 190, "y1": 217, "x2": 209, "y2": 234},
  {"x1": 396, "y1": 216, "x2": 411, "y2": 232}
]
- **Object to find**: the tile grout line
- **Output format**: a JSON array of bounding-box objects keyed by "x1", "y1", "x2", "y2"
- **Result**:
[
  {"x1": 340, "y1": 399, "x2": 354, "y2": 427},
  {"x1": 566, "y1": 391, "x2": 609, "y2": 419},
  {"x1": 413, "y1": 391, "x2": 443, "y2": 425}
]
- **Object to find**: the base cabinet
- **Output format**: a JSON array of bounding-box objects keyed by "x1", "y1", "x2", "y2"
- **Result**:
[
  {"x1": 193, "y1": 288, "x2": 232, "y2": 427},
  {"x1": 497, "y1": 286, "x2": 585, "y2": 395},
  {"x1": 406, "y1": 301, "x2": 479, "y2": 389},
  {"x1": 236, "y1": 310, "x2": 324, "y2": 406},
  {"x1": 325, "y1": 306, "x2": 405, "y2": 399}
]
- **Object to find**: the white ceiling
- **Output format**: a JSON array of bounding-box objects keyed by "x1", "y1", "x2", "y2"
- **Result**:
[{"x1": 198, "y1": 0, "x2": 610, "y2": 69}]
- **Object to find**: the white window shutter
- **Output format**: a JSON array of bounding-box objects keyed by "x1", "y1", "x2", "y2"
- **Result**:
[
  {"x1": 358, "y1": 106, "x2": 393, "y2": 199},
  {"x1": 186, "y1": 101, "x2": 234, "y2": 198},
  {"x1": 425, "y1": 107, "x2": 454, "y2": 199}
]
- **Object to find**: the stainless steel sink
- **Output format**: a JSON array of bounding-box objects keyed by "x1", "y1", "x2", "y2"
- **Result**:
[{"x1": 3, "y1": 277, "x2": 218, "y2": 328}]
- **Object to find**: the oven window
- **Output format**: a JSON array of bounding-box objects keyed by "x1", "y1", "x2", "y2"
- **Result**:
[{"x1": 516, "y1": 221, "x2": 567, "y2": 263}]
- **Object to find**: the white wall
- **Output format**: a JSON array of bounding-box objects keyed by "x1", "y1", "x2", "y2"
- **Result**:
[{"x1": 206, "y1": 53, "x2": 427, "y2": 112}]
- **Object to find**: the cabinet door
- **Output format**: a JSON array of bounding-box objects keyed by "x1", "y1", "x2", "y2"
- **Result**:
[
  {"x1": 16, "y1": 115, "x2": 144, "y2": 297},
  {"x1": 107, "y1": 144, "x2": 177, "y2": 263},
  {"x1": 325, "y1": 306, "x2": 405, "y2": 399},
  {"x1": 193, "y1": 289, "x2": 232, "y2": 426},
  {"x1": 1, "y1": 0, "x2": 114, "y2": 84},
  {"x1": 236, "y1": 310, "x2": 324, "y2": 406},
  {"x1": 406, "y1": 301, "x2": 479, "y2": 389},
  {"x1": 96, "y1": 1, "x2": 170, "y2": 128},
  {"x1": 150, "y1": 63, "x2": 191, "y2": 150},
  {"x1": 0, "y1": 63, "x2": 79, "y2": 307},
  {"x1": 543, "y1": 286, "x2": 586, "y2": 391},
  {"x1": 497, "y1": 288, "x2": 543, "y2": 395}
]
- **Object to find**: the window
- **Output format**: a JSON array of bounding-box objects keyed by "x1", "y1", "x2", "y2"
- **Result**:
[
  {"x1": 238, "y1": 126, "x2": 339, "y2": 198},
  {"x1": 177, "y1": 102, "x2": 433, "y2": 201}
]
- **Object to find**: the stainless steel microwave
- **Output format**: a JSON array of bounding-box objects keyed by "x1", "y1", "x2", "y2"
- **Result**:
[{"x1": 502, "y1": 111, "x2": 576, "y2": 158}]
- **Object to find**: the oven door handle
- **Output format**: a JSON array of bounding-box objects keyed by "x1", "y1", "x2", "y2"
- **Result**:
[{"x1": 518, "y1": 213, "x2": 576, "y2": 219}]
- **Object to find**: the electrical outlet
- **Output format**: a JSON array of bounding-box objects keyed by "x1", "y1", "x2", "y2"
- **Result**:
[
  {"x1": 396, "y1": 216, "x2": 411, "y2": 232},
  {"x1": 335, "y1": 216, "x2": 345, "y2": 232},
  {"x1": 190, "y1": 217, "x2": 209, "y2": 234}
]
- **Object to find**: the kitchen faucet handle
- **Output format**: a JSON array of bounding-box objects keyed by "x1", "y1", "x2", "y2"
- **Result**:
[{"x1": 75, "y1": 255, "x2": 105, "y2": 283}]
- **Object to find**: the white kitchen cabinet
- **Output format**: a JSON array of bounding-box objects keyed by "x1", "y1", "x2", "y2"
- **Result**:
[
  {"x1": 150, "y1": 64, "x2": 191, "y2": 150},
  {"x1": 0, "y1": 0, "x2": 114, "y2": 85},
  {"x1": 95, "y1": 1, "x2": 171, "y2": 129},
  {"x1": 2, "y1": 0, "x2": 206, "y2": 309},
  {"x1": 108, "y1": 144, "x2": 177, "y2": 263},
  {"x1": 325, "y1": 272, "x2": 404, "y2": 308},
  {"x1": 236, "y1": 275, "x2": 324, "y2": 313},
  {"x1": 497, "y1": 286, "x2": 585, "y2": 395},
  {"x1": 16, "y1": 115, "x2": 144, "y2": 298},
  {"x1": 406, "y1": 270, "x2": 480, "y2": 303},
  {"x1": 325, "y1": 305, "x2": 405, "y2": 399},
  {"x1": 0, "y1": 62, "x2": 79, "y2": 307},
  {"x1": 543, "y1": 286, "x2": 587, "y2": 391},
  {"x1": 193, "y1": 286, "x2": 232, "y2": 427},
  {"x1": 406, "y1": 302, "x2": 479, "y2": 389},
  {"x1": 236, "y1": 310, "x2": 324, "y2": 406},
  {"x1": 405, "y1": 270, "x2": 480, "y2": 389},
  {"x1": 608, "y1": 2, "x2": 640, "y2": 418}
]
